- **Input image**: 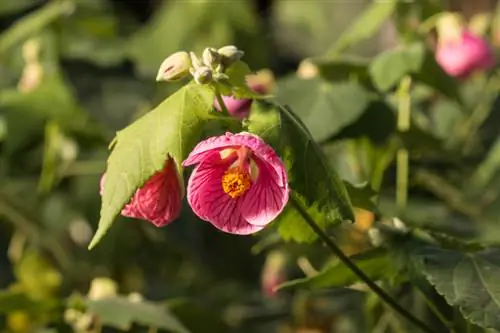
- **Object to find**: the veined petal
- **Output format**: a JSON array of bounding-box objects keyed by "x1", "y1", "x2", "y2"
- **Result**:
[
  {"x1": 187, "y1": 158, "x2": 264, "y2": 235},
  {"x1": 187, "y1": 157, "x2": 227, "y2": 221},
  {"x1": 240, "y1": 157, "x2": 289, "y2": 226}
]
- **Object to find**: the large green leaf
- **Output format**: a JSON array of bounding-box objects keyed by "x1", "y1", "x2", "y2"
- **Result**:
[
  {"x1": 413, "y1": 246, "x2": 500, "y2": 330},
  {"x1": 369, "y1": 42, "x2": 425, "y2": 92},
  {"x1": 86, "y1": 296, "x2": 190, "y2": 333},
  {"x1": 278, "y1": 249, "x2": 390, "y2": 290},
  {"x1": 327, "y1": 0, "x2": 398, "y2": 56},
  {"x1": 275, "y1": 76, "x2": 370, "y2": 142},
  {"x1": 246, "y1": 101, "x2": 354, "y2": 242},
  {"x1": 88, "y1": 84, "x2": 214, "y2": 249}
]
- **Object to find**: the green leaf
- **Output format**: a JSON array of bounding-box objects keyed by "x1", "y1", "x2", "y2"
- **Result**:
[
  {"x1": 88, "y1": 84, "x2": 214, "y2": 250},
  {"x1": 247, "y1": 101, "x2": 354, "y2": 242},
  {"x1": 86, "y1": 296, "x2": 190, "y2": 333},
  {"x1": 276, "y1": 197, "x2": 330, "y2": 244},
  {"x1": 327, "y1": 0, "x2": 398, "y2": 56},
  {"x1": 276, "y1": 76, "x2": 371, "y2": 142},
  {"x1": 0, "y1": 0, "x2": 74, "y2": 54},
  {"x1": 310, "y1": 56, "x2": 370, "y2": 82},
  {"x1": 369, "y1": 42, "x2": 425, "y2": 92},
  {"x1": 413, "y1": 246, "x2": 500, "y2": 330},
  {"x1": 278, "y1": 249, "x2": 390, "y2": 290}
]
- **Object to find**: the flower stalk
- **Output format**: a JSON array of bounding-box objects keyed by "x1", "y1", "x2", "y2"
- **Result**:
[{"x1": 289, "y1": 192, "x2": 438, "y2": 333}]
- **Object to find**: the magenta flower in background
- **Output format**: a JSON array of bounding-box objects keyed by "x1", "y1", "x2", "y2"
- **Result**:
[
  {"x1": 214, "y1": 83, "x2": 268, "y2": 120},
  {"x1": 183, "y1": 132, "x2": 289, "y2": 235},
  {"x1": 100, "y1": 158, "x2": 182, "y2": 227},
  {"x1": 436, "y1": 30, "x2": 495, "y2": 78}
]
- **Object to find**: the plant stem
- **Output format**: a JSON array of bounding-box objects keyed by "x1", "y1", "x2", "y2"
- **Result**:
[
  {"x1": 289, "y1": 192, "x2": 438, "y2": 333},
  {"x1": 215, "y1": 89, "x2": 229, "y2": 115},
  {"x1": 396, "y1": 76, "x2": 412, "y2": 215}
]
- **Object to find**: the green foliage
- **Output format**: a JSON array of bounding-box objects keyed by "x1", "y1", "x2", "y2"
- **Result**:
[
  {"x1": 85, "y1": 296, "x2": 190, "y2": 332},
  {"x1": 89, "y1": 84, "x2": 214, "y2": 249},
  {"x1": 412, "y1": 246, "x2": 500, "y2": 330},
  {"x1": 276, "y1": 76, "x2": 371, "y2": 142},
  {"x1": 247, "y1": 100, "x2": 354, "y2": 223}
]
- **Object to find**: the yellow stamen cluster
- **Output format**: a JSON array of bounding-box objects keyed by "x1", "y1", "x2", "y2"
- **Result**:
[{"x1": 221, "y1": 167, "x2": 252, "y2": 198}]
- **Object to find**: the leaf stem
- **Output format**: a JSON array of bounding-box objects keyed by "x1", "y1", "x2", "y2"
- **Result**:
[
  {"x1": 396, "y1": 76, "x2": 412, "y2": 215},
  {"x1": 215, "y1": 89, "x2": 229, "y2": 115},
  {"x1": 289, "y1": 192, "x2": 438, "y2": 333}
]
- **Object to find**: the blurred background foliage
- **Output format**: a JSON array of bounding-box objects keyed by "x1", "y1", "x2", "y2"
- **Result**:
[{"x1": 2, "y1": 0, "x2": 500, "y2": 332}]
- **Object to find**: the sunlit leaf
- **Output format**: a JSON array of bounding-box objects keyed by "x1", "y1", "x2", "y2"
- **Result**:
[{"x1": 88, "y1": 84, "x2": 214, "y2": 249}]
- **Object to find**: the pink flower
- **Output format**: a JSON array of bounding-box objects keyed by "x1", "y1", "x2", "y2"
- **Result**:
[
  {"x1": 214, "y1": 83, "x2": 267, "y2": 120},
  {"x1": 182, "y1": 132, "x2": 289, "y2": 235},
  {"x1": 100, "y1": 158, "x2": 182, "y2": 227},
  {"x1": 436, "y1": 30, "x2": 495, "y2": 78}
]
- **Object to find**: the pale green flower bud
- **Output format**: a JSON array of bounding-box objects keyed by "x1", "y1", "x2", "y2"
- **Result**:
[
  {"x1": 218, "y1": 45, "x2": 244, "y2": 67},
  {"x1": 193, "y1": 66, "x2": 213, "y2": 84},
  {"x1": 190, "y1": 51, "x2": 203, "y2": 69},
  {"x1": 156, "y1": 51, "x2": 191, "y2": 82},
  {"x1": 202, "y1": 47, "x2": 221, "y2": 68}
]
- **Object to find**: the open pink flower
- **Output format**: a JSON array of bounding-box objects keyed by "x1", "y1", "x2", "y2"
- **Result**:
[
  {"x1": 100, "y1": 157, "x2": 182, "y2": 227},
  {"x1": 214, "y1": 83, "x2": 267, "y2": 120},
  {"x1": 182, "y1": 132, "x2": 289, "y2": 235},
  {"x1": 436, "y1": 30, "x2": 495, "y2": 78}
]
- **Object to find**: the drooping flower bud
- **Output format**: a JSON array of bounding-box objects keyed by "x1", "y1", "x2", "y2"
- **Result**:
[
  {"x1": 218, "y1": 45, "x2": 244, "y2": 68},
  {"x1": 100, "y1": 158, "x2": 182, "y2": 227},
  {"x1": 435, "y1": 13, "x2": 495, "y2": 78},
  {"x1": 156, "y1": 51, "x2": 191, "y2": 82},
  {"x1": 261, "y1": 250, "x2": 288, "y2": 298},
  {"x1": 192, "y1": 66, "x2": 213, "y2": 84},
  {"x1": 202, "y1": 47, "x2": 221, "y2": 68}
]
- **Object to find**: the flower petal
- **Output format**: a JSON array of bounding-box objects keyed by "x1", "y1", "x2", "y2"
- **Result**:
[
  {"x1": 240, "y1": 157, "x2": 288, "y2": 226},
  {"x1": 187, "y1": 158, "x2": 264, "y2": 235},
  {"x1": 184, "y1": 133, "x2": 287, "y2": 188}
]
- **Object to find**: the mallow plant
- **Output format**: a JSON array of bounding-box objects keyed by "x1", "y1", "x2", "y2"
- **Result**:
[{"x1": 91, "y1": 41, "x2": 496, "y2": 333}]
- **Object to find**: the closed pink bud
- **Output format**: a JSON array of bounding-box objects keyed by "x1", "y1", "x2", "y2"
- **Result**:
[
  {"x1": 436, "y1": 30, "x2": 495, "y2": 78},
  {"x1": 100, "y1": 158, "x2": 182, "y2": 227},
  {"x1": 214, "y1": 69, "x2": 273, "y2": 120},
  {"x1": 214, "y1": 83, "x2": 267, "y2": 120},
  {"x1": 261, "y1": 251, "x2": 287, "y2": 298}
]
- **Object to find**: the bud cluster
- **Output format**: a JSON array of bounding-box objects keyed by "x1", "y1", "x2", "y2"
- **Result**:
[{"x1": 156, "y1": 45, "x2": 244, "y2": 85}]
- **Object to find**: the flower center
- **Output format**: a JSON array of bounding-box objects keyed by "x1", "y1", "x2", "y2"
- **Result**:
[{"x1": 221, "y1": 167, "x2": 252, "y2": 198}]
